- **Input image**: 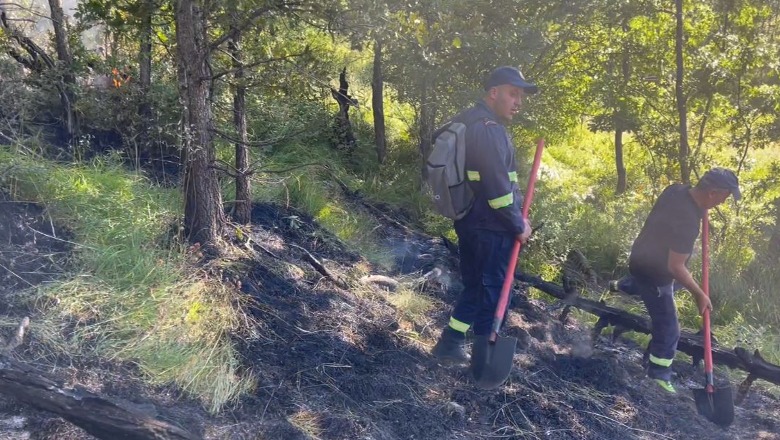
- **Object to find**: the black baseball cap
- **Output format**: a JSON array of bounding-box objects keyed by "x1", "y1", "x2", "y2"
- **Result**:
[
  {"x1": 700, "y1": 167, "x2": 741, "y2": 200},
  {"x1": 483, "y1": 66, "x2": 538, "y2": 94}
]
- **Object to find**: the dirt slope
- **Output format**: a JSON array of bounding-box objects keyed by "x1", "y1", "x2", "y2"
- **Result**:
[{"x1": 0, "y1": 194, "x2": 778, "y2": 440}]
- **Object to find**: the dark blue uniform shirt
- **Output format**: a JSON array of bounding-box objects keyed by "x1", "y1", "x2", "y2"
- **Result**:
[
  {"x1": 452, "y1": 101, "x2": 525, "y2": 235},
  {"x1": 629, "y1": 184, "x2": 703, "y2": 286}
]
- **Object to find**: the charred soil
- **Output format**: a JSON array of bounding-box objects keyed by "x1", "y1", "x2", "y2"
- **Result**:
[{"x1": 0, "y1": 195, "x2": 778, "y2": 440}]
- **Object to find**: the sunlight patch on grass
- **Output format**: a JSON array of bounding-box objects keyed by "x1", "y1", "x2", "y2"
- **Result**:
[
  {"x1": 251, "y1": 164, "x2": 395, "y2": 269},
  {"x1": 35, "y1": 272, "x2": 257, "y2": 413},
  {"x1": 384, "y1": 288, "x2": 434, "y2": 324},
  {"x1": 1, "y1": 152, "x2": 256, "y2": 412},
  {"x1": 288, "y1": 409, "x2": 323, "y2": 439}
]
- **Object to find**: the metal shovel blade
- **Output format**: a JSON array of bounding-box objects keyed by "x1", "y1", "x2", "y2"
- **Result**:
[
  {"x1": 471, "y1": 334, "x2": 517, "y2": 390},
  {"x1": 693, "y1": 386, "x2": 735, "y2": 428}
]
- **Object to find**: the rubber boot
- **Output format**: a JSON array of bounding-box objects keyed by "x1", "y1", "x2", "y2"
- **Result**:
[{"x1": 432, "y1": 327, "x2": 469, "y2": 364}]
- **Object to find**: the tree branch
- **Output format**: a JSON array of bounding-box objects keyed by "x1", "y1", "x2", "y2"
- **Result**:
[
  {"x1": 208, "y1": 2, "x2": 288, "y2": 52},
  {"x1": 515, "y1": 272, "x2": 780, "y2": 398},
  {"x1": 209, "y1": 127, "x2": 301, "y2": 149},
  {"x1": 210, "y1": 50, "x2": 309, "y2": 81}
]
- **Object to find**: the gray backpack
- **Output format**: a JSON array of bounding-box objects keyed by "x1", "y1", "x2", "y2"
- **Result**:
[{"x1": 425, "y1": 121, "x2": 474, "y2": 220}]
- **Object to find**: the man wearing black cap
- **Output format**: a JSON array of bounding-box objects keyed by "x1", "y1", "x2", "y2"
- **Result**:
[
  {"x1": 613, "y1": 167, "x2": 741, "y2": 393},
  {"x1": 432, "y1": 66, "x2": 538, "y2": 363}
]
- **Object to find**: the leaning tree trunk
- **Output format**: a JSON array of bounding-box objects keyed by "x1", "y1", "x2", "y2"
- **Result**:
[
  {"x1": 174, "y1": 0, "x2": 225, "y2": 245},
  {"x1": 47, "y1": 0, "x2": 78, "y2": 147},
  {"x1": 372, "y1": 38, "x2": 386, "y2": 164},
  {"x1": 675, "y1": 0, "x2": 691, "y2": 184},
  {"x1": 229, "y1": 27, "x2": 251, "y2": 224}
]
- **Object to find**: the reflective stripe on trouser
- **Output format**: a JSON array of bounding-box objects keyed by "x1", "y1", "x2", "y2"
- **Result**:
[
  {"x1": 448, "y1": 317, "x2": 470, "y2": 334},
  {"x1": 637, "y1": 280, "x2": 679, "y2": 382},
  {"x1": 449, "y1": 225, "x2": 516, "y2": 336}
]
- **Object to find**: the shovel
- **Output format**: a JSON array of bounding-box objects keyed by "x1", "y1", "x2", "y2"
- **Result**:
[
  {"x1": 692, "y1": 211, "x2": 735, "y2": 427},
  {"x1": 472, "y1": 139, "x2": 544, "y2": 390}
]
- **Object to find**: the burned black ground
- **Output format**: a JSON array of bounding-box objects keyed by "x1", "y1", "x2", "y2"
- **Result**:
[{"x1": 0, "y1": 195, "x2": 778, "y2": 440}]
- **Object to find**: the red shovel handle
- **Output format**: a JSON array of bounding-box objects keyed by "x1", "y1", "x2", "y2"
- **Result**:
[
  {"x1": 489, "y1": 139, "x2": 545, "y2": 340},
  {"x1": 702, "y1": 211, "x2": 715, "y2": 389}
]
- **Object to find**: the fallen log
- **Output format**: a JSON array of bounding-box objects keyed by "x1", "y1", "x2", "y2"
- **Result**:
[
  {"x1": 0, "y1": 318, "x2": 200, "y2": 440},
  {"x1": 516, "y1": 272, "x2": 780, "y2": 400}
]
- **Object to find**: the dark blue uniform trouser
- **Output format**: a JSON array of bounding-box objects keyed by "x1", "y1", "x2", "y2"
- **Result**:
[
  {"x1": 619, "y1": 275, "x2": 679, "y2": 381},
  {"x1": 448, "y1": 225, "x2": 516, "y2": 337}
]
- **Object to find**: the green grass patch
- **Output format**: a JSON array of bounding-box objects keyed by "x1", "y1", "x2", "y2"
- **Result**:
[
  {"x1": 0, "y1": 150, "x2": 255, "y2": 412},
  {"x1": 385, "y1": 287, "x2": 435, "y2": 325},
  {"x1": 249, "y1": 141, "x2": 397, "y2": 269}
]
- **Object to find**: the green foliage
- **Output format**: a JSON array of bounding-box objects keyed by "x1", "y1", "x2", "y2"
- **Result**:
[
  {"x1": 3, "y1": 0, "x2": 780, "y2": 412},
  {"x1": 0, "y1": 150, "x2": 254, "y2": 412}
]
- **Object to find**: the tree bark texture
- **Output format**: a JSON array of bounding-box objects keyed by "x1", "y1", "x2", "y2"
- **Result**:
[
  {"x1": 0, "y1": 316, "x2": 196, "y2": 440},
  {"x1": 417, "y1": 74, "x2": 437, "y2": 161},
  {"x1": 615, "y1": 128, "x2": 626, "y2": 194},
  {"x1": 229, "y1": 27, "x2": 251, "y2": 224},
  {"x1": 138, "y1": 0, "x2": 154, "y2": 153},
  {"x1": 331, "y1": 67, "x2": 357, "y2": 153},
  {"x1": 175, "y1": 0, "x2": 225, "y2": 245},
  {"x1": 47, "y1": 0, "x2": 79, "y2": 146},
  {"x1": 0, "y1": 8, "x2": 55, "y2": 72},
  {"x1": 0, "y1": 357, "x2": 199, "y2": 440},
  {"x1": 372, "y1": 39, "x2": 387, "y2": 164},
  {"x1": 675, "y1": 0, "x2": 691, "y2": 184},
  {"x1": 615, "y1": 17, "x2": 630, "y2": 195}
]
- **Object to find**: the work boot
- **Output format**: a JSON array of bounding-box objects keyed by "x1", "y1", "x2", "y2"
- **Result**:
[
  {"x1": 653, "y1": 379, "x2": 677, "y2": 394},
  {"x1": 432, "y1": 328, "x2": 469, "y2": 364}
]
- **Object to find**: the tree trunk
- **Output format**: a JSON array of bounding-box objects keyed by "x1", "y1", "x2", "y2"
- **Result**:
[
  {"x1": 417, "y1": 74, "x2": 436, "y2": 160},
  {"x1": 175, "y1": 0, "x2": 225, "y2": 245},
  {"x1": 675, "y1": 0, "x2": 691, "y2": 184},
  {"x1": 331, "y1": 67, "x2": 357, "y2": 153},
  {"x1": 614, "y1": 127, "x2": 626, "y2": 194},
  {"x1": 47, "y1": 0, "x2": 78, "y2": 147},
  {"x1": 0, "y1": 8, "x2": 55, "y2": 72},
  {"x1": 614, "y1": 16, "x2": 629, "y2": 195},
  {"x1": 229, "y1": 27, "x2": 251, "y2": 224},
  {"x1": 372, "y1": 38, "x2": 386, "y2": 164},
  {"x1": 138, "y1": 0, "x2": 153, "y2": 158}
]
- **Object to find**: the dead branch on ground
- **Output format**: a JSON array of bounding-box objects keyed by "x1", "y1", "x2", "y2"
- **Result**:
[
  {"x1": 0, "y1": 317, "x2": 200, "y2": 440},
  {"x1": 515, "y1": 272, "x2": 780, "y2": 403}
]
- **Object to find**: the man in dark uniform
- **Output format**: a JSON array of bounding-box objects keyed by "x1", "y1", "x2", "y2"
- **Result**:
[
  {"x1": 615, "y1": 168, "x2": 740, "y2": 393},
  {"x1": 432, "y1": 66, "x2": 536, "y2": 363}
]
